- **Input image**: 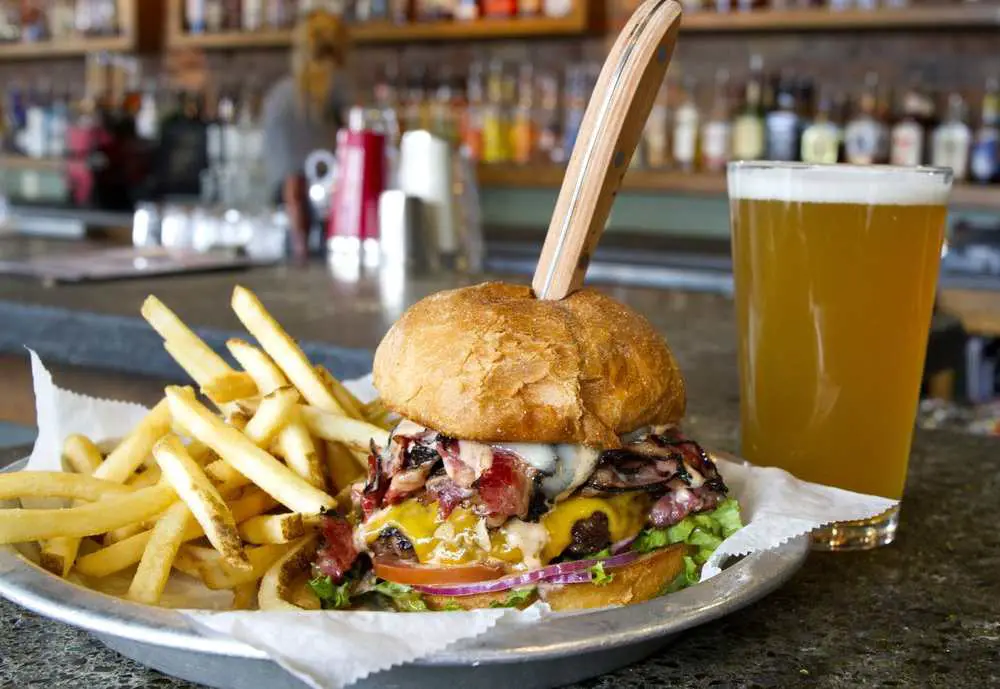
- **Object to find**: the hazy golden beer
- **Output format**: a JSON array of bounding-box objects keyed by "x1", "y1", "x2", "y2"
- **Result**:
[{"x1": 728, "y1": 163, "x2": 952, "y2": 546}]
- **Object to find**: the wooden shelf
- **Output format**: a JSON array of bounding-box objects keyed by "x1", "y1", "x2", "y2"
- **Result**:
[
  {"x1": 681, "y1": 5, "x2": 1000, "y2": 32},
  {"x1": 0, "y1": 35, "x2": 132, "y2": 60},
  {"x1": 171, "y1": 15, "x2": 591, "y2": 49},
  {"x1": 477, "y1": 164, "x2": 1000, "y2": 210}
]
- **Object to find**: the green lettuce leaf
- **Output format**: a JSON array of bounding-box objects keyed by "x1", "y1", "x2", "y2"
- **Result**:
[
  {"x1": 488, "y1": 587, "x2": 536, "y2": 608},
  {"x1": 309, "y1": 575, "x2": 353, "y2": 610},
  {"x1": 588, "y1": 560, "x2": 615, "y2": 586},
  {"x1": 372, "y1": 580, "x2": 428, "y2": 612},
  {"x1": 633, "y1": 497, "x2": 743, "y2": 591}
]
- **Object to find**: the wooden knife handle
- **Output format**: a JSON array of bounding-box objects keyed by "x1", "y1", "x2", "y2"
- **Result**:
[{"x1": 533, "y1": 0, "x2": 683, "y2": 300}]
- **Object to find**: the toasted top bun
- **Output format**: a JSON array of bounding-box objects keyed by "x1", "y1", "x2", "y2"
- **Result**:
[{"x1": 373, "y1": 282, "x2": 685, "y2": 448}]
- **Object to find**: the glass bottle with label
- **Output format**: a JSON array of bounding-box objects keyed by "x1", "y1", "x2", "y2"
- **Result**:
[
  {"x1": 481, "y1": 60, "x2": 506, "y2": 164},
  {"x1": 562, "y1": 64, "x2": 587, "y2": 161},
  {"x1": 643, "y1": 78, "x2": 670, "y2": 169},
  {"x1": 932, "y1": 93, "x2": 972, "y2": 181},
  {"x1": 535, "y1": 70, "x2": 561, "y2": 164},
  {"x1": 843, "y1": 74, "x2": 884, "y2": 165},
  {"x1": 511, "y1": 63, "x2": 535, "y2": 165},
  {"x1": 765, "y1": 75, "x2": 800, "y2": 162},
  {"x1": 671, "y1": 76, "x2": 699, "y2": 172},
  {"x1": 701, "y1": 68, "x2": 731, "y2": 173},
  {"x1": 460, "y1": 62, "x2": 484, "y2": 162},
  {"x1": 970, "y1": 78, "x2": 999, "y2": 184},
  {"x1": 890, "y1": 84, "x2": 925, "y2": 167},
  {"x1": 800, "y1": 94, "x2": 840, "y2": 164},
  {"x1": 242, "y1": 0, "x2": 263, "y2": 29},
  {"x1": 731, "y1": 55, "x2": 765, "y2": 161}
]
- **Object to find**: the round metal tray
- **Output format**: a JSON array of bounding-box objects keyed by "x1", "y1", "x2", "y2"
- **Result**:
[{"x1": 0, "y1": 458, "x2": 810, "y2": 689}]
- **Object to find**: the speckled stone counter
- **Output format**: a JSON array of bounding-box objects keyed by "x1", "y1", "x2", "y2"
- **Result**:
[{"x1": 1, "y1": 254, "x2": 998, "y2": 688}]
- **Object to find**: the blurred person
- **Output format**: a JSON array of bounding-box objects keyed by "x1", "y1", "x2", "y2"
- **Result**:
[{"x1": 262, "y1": 8, "x2": 349, "y2": 260}]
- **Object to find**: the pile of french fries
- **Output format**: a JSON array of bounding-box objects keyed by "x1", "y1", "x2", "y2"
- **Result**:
[{"x1": 0, "y1": 286, "x2": 394, "y2": 610}]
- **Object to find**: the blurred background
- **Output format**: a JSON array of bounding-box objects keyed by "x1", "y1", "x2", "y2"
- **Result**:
[{"x1": 0, "y1": 0, "x2": 997, "y2": 443}]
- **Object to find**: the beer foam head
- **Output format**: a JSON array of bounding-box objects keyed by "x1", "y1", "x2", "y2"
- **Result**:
[{"x1": 727, "y1": 163, "x2": 952, "y2": 206}]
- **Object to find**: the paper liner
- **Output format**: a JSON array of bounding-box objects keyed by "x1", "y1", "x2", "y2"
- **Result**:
[{"x1": 20, "y1": 353, "x2": 899, "y2": 688}]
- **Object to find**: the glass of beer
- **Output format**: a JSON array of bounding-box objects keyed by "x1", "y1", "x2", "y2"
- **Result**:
[{"x1": 727, "y1": 162, "x2": 952, "y2": 551}]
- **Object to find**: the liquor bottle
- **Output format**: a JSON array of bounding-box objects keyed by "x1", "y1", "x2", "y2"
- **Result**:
[
  {"x1": 970, "y1": 78, "x2": 999, "y2": 184},
  {"x1": 430, "y1": 67, "x2": 454, "y2": 143},
  {"x1": 535, "y1": 69, "x2": 561, "y2": 164},
  {"x1": 266, "y1": 0, "x2": 292, "y2": 28},
  {"x1": 562, "y1": 64, "x2": 587, "y2": 161},
  {"x1": 205, "y1": 0, "x2": 224, "y2": 31},
  {"x1": 187, "y1": 0, "x2": 207, "y2": 33},
  {"x1": 135, "y1": 80, "x2": 160, "y2": 142},
  {"x1": 843, "y1": 74, "x2": 883, "y2": 165},
  {"x1": 932, "y1": 93, "x2": 972, "y2": 181},
  {"x1": 455, "y1": 0, "x2": 479, "y2": 20},
  {"x1": 47, "y1": 85, "x2": 69, "y2": 159},
  {"x1": 890, "y1": 84, "x2": 925, "y2": 167},
  {"x1": 511, "y1": 63, "x2": 534, "y2": 165},
  {"x1": 520, "y1": 0, "x2": 542, "y2": 15},
  {"x1": 701, "y1": 69, "x2": 731, "y2": 173},
  {"x1": 242, "y1": 0, "x2": 264, "y2": 29},
  {"x1": 21, "y1": 0, "x2": 48, "y2": 42},
  {"x1": 23, "y1": 80, "x2": 49, "y2": 159},
  {"x1": 765, "y1": 74, "x2": 799, "y2": 161},
  {"x1": 481, "y1": 60, "x2": 506, "y2": 164},
  {"x1": 800, "y1": 94, "x2": 840, "y2": 164},
  {"x1": 672, "y1": 76, "x2": 699, "y2": 173},
  {"x1": 460, "y1": 62, "x2": 484, "y2": 161},
  {"x1": 731, "y1": 55, "x2": 765, "y2": 161},
  {"x1": 874, "y1": 82, "x2": 894, "y2": 164},
  {"x1": 644, "y1": 79, "x2": 670, "y2": 169}
]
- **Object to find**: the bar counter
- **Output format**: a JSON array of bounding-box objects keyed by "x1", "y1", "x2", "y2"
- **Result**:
[{"x1": 0, "y1": 251, "x2": 997, "y2": 688}]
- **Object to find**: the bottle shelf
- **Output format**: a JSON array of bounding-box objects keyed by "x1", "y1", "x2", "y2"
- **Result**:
[
  {"x1": 0, "y1": 35, "x2": 132, "y2": 60},
  {"x1": 477, "y1": 164, "x2": 1000, "y2": 210},
  {"x1": 681, "y1": 5, "x2": 1000, "y2": 32}
]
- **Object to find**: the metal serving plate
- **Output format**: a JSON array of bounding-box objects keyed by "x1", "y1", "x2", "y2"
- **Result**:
[{"x1": 0, "y1": 458, "x2": 810, "y2": 689}]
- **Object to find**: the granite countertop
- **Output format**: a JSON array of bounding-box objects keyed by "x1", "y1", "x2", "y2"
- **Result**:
[{"x1": 1, "y1": 250, "x2": 998, "y2": 688}]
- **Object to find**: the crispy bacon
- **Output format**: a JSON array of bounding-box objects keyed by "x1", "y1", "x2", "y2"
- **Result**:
[
  {"x1": 649, "y1": 481, "x2": 725, "y2": 528},
  {"x1": 438, "y1": 438, "x2": 493, "y2": 488},
  {"x1": 315, "y1": 514, "x2": 359, "y2": 582},
  {"x1": 361, "y1": 442, "x2": 388, "y2": 519},
  {"x1": 384, "y1": 463, "x2": 436, "y2": 504},
  {"x1": 475, "y1": 450, "x2": 535, "y2": 526},
  {"x1": 425, "y1": 473, "x2": 475, "y2": 518}
]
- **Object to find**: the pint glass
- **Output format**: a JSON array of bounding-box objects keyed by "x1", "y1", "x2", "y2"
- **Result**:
[{"x1": 727, "y1": 162, "x2": 953, "y2": 550}]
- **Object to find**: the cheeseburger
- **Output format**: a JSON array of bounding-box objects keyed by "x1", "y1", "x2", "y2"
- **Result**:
[{"x1": 310, "y1": 283, "x2": 741, "y2": 611}]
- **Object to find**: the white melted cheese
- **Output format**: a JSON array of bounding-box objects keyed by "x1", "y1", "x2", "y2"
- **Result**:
[{"x1": 503, "y1": 519, "x2": 549, "y2": 570}]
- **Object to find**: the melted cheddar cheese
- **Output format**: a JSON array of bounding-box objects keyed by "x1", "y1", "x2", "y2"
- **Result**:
[{"x1": 361, "y1": 493, "x2": 651, "y2": 569}]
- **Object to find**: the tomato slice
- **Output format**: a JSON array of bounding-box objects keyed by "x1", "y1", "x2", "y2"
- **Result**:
[{"x1": 373, "y1": 558, "x2": 505, "y2": 586}]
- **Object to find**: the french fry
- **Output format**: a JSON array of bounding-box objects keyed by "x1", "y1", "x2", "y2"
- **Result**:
[
  {"x1": 126, "y1": 466, "x2": 162, "y2": 489},
  {"x1": 171, "y1": 547, "x2": 204, "y2": 578},
  {"x1": 127, "y1": 501, "x2": 193, "y2": 605},
  {"x1": 76, "y1": 489, "x2": 278, "y2": 578},
  {"x1": 153, "y1": 435, "x2": 250, "y2": 572},
  {"x1": 257, "y1": 534, "x2": 319, "y2": 611},
  {"x1": 274, "y1": 415, "x2": 325, "y2": 490},
  {"x1": 362, "y1": 399, "x2": 396, "y2": 430},
  {"x1": 228, "y1": 410, "x2": 251, "y2": 432},
  {"x1": 230, "y1": 286, "x2": 345, "y2": 414},
  {"x1": 62, "y1": 434, "x2": 103, "y2": 475},
  {"x1": 142, "y1": 296, "x2": 232, "y2": 383},
  {"x1": 0, "y1": 472, "x2": 133, "y2": 501},
  {"x1": 205, "y1": 459, "x2": 249, "y2": 490},
  {"x1": 325, "y1": 442, "x2": 365, "y2": 493},
  {"x1": 299, "y1": 405, "x2": 387, "y2": 457},
  {"x1": 0, "y1": 483, "x2": 176, "y2": 544},
  {"x1": 94, "y1": 397, "x2": 176, "y2": 484},
  {"x1": 39, "y1": 537, "x2": 81, "y2": 578},
  {"x1": 165, "y1": 387, "x2": 336, "y2": 514},
  {"x1": 226, "y1": 339, "x2": 288, "y2": 395},
  {"x1": 232, "y1": 581, "x2": 259, "y2": 610},
  {"x1": 314, "y1": 365, "x2": 365, "y2": 420},
  {"x1": 104, "y1": 522, "x2": 149, "y2": 546},
  {"x1": 199, "y1": 543, "x2": 292, "y2": 590},
  {"x1": 76, "y1": 531, "x2": 153, "y2": 578},
  {"x1": 244, "y1": 387, "x2": 299, "y2": 448},
  {"x1": 238, "y1": 513, "x2": 305, "y2": 544},
  {"x1": 201, "y1": 371, "x2": 259, "y2": 404}
]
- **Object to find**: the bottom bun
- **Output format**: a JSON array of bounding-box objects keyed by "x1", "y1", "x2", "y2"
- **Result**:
[{"x1": 422, "y1": 545, "x2": 687, "y2": 612}]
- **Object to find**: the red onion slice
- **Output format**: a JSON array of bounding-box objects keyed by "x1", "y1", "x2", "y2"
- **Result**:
[{"x1": 410, "y1": 550, "x2": 640, "y2": 597}]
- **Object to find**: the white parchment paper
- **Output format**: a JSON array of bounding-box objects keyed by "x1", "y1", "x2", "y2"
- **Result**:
[{"x1": 22, "y1": 352, "x2": 898, "y2": 689}]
